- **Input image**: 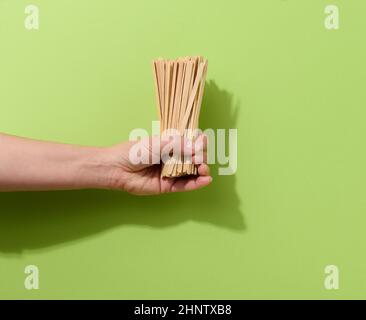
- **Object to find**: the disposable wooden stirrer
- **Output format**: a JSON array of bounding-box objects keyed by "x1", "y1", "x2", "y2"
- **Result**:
[
  {"x1": 165, "y1": 61, "x2": 179, "y2": 177},
  {"x1": 153, "y1": 57, "x2": 208, "y2": 178},
  {"x1": 190, "y1": 58, "x2": 202, "y2": 167},
  {"x1": 152, "y1": 62, "x2": 162, "y2": 122},
  {"x1": 180, "y1": 60, "x2": 206, "y2": 174},
  {"x1": 193, "y1": 60, "x2": 208, "y2": 129},
  {"x1": 166, "y1": 57, "x2": 203, "y2": 177},
  {"x1": 170, "y1": 61, "x2": 181, "y2": 177},
  {"x1": 176, "y1": 59, "x2": 188, "y2": 176},
  {"x1": 181, "y1": 60, "x2": 200, "y2": 175}
]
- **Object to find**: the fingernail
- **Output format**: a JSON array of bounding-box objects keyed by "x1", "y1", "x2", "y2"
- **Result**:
[{"x1": 200, "y1": 176, "x2": 212, "y2": 184}]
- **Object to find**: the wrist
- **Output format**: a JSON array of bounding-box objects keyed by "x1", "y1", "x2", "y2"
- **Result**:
[
  {"x1": 76, "y1": 146, "x2": 117, "y2": 190},
  {"x1": 77, "y1": 145, "x2": 130, "y2": 191}
]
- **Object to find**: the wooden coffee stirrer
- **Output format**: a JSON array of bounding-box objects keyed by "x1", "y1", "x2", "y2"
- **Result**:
[{"x1": 152, "y1": 57, "x2": 208, "y2": 178}]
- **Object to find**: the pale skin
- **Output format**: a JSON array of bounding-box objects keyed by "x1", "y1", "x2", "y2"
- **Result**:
[{"x1": 0, "y1": 133, "x2": 212, "y2": 195}]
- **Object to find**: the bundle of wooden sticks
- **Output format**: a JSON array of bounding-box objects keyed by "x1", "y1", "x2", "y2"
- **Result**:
[{"x1": 152, "y1": 56, "x2": 208, "y2": 178}]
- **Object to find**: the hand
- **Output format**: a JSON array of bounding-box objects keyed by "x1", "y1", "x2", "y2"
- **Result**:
[
  {"x1": 0, "y1": 132, "x2": 211, "y2": 194},
  {"x1": 103, "y1": 135, "x2": 212, "y2": 195}
]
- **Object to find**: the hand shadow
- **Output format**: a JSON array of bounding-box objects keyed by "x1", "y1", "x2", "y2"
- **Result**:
[{"x1": 0, "y1": 80, "x2": 244, "y2": 254}]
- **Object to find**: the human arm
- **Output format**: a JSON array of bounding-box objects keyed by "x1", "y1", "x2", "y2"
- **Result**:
[{"x1": 0, "y1": 133, "x2": 211, "y2": 194}]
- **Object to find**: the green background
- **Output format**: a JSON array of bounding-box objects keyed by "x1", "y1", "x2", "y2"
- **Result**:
[{"x1": 0, "y1": 0, "x2": 365, "y2": 299}]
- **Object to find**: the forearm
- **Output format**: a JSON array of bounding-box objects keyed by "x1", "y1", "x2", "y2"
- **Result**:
[{"x1": 0, "y1": 133, "x2": 112, "y2": 191}]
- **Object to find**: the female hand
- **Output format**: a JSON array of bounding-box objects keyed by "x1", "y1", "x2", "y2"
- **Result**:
[
  {"x1": 0, "y1": 133, "x2": 212, "y2": 195},
  {"x1": 103, "y1": 135, "x2": 212, "y2": 195}
]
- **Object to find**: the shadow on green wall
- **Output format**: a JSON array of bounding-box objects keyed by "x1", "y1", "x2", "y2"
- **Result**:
[{"x1": 0, "y1": 81, "x2": 244, "y2": 253}]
